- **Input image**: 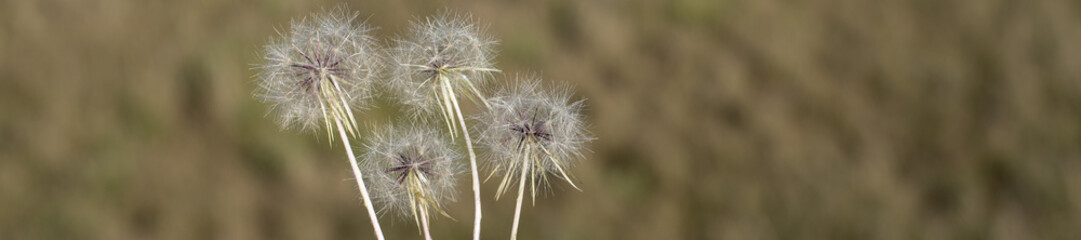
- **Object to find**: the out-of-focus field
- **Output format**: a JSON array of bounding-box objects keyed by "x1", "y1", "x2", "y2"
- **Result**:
[{"x1": 3, "y1": 0, "x2": 1081, "y2": 239}]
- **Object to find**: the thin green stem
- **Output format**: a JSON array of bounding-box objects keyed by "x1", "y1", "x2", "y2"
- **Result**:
[
  {"x1": 420, "y1": 206, "x2": 433, "y2": 240},
  {"x1": 335, "y1": 118, "x2": 386, "y2": 240},
  {"x1": 443, "y1": 75, "x2": 484, "y2": 240},
  {"x1": 510, "y1": 152, "x2": 530, "y2": 240}
]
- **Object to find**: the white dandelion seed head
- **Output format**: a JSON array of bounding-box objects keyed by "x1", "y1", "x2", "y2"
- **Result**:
[
  {"x1": 386, "y1": 10, "x2": 499, "y2": 119},
  {"x1": 256, "y1": 6, "x2": 380, "y2": 131},
  {"x1": 478, "y1": 75, "x2": 592, "y2": 194},
  {"x1": 360, "y1": 125, "x2": 463, "y2": 220}
]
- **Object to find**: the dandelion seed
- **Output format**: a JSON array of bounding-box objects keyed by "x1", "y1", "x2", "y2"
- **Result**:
[
  {"x1": 477, "y1": 76, "x2": 592, "y2": 240},
  {"x1": 256, "y1": 7, "x2": 379, "y2": 139},
  {"x1": 387, "y1": 11, "x2": 499, "y2": 128},
  {"x1": 480, "y1": 77, "x2": 590, "y2": 196},
  {"x1": 253, "y1": 6, "x2": 385, "y2": 240},
  {"x1": 385, "y1": 11, "x2": 498, "y2": 240},
  {"x1": 362, "y1": 125, "x2": 462, "y2": 239}
]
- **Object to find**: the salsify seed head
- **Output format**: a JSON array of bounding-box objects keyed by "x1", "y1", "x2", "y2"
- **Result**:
[
  {"x1": 361, "y1": 125, "x2": 463, "y2": 222},
  {"x1": 386, "y1": 10, "x2": 499, "y2": 124},
  {"x1": 256, "y1": 6, "x2": 379, "y2": 136},
  {"x1": 477, "y1": 75, "x2": 592, "y2": 198}
]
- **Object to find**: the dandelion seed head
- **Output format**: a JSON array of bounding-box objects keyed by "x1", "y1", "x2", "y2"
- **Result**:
[
  {"x1": 478, "y1": 76, "x2": 592, "y2": 196},
  {"x1": 387, "y1": 11, "x2": 499, "y2": 120},
  {"x1": 361, "y1": 125, "x2": 463, "y2": 221},
  {"x1": 256, "y1": 6, "x2": 379, "y2": 132}
]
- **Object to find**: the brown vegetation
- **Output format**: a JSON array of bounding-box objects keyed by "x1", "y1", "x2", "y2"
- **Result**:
[{"x1": 2, "y1": 0, "x2": 1080, "y2": 239}]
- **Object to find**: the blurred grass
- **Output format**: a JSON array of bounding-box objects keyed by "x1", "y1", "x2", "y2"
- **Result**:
[{"x1": 2, "y1": 0, "x2": 1081, "y2": 239}]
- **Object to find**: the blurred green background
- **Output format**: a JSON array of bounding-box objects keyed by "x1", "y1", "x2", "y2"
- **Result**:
[{"x1": 3, "y1": 0, "x2": 1081, "y2": 239}]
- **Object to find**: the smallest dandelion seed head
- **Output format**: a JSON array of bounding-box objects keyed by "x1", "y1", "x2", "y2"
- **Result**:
[
  {"x1": 478, "y1": 76, "x2": 592, "y2": 197},
  {"x1": 255, "y1": 6, "x2": 379, "y2": 133},
  {"x1": 387, "y1": 10, "x2": 499, "y2": 120},
  {"x1": 361, "y1": 125, "x2": 463, "y2": 222}
]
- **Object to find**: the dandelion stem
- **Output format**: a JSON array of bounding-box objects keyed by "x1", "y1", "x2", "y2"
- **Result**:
[
  {"x1": 444, "y1": 75, "x2": 484, "y2": 240},
  {"x1": 420, "y1": 206, "x2": 434, "y2": 240},
  {"x1": 335, "y1": 117, "x2": 386, "y2": 240},
  {"x1": 510, "y1": 153, "x2": 530, "y2": 240}
]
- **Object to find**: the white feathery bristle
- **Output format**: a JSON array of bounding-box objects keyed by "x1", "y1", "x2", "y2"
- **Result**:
[
  {"x1": 385, "y1": 11, "x2": 499, "y2": 120},
  {"x1": 256, "y1": 6, "x2": 380, "y2": 132},
  {"x1": 477, "y1": 75, "x2": 592, "y2": 196},
  {"x1": 360, "y1": 125, "x2": 464, "y2": 220}
]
